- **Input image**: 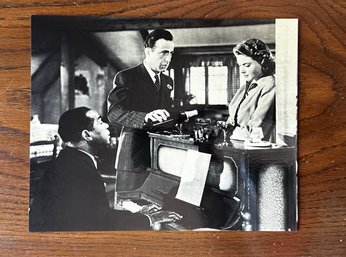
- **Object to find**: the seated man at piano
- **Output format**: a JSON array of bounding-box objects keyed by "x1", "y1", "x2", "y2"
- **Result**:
[{"x1": 29, "y1": 107, "x2": 181, "y2": 231}]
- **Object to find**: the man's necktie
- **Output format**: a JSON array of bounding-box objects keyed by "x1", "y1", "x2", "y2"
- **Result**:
[{"x1": 154, "y1": 74, "x2": 160, "y2": 91}]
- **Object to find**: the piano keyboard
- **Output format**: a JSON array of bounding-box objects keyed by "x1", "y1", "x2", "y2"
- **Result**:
[{"x1": 120, "y1": 200, "x2": 143, "y2": 213}]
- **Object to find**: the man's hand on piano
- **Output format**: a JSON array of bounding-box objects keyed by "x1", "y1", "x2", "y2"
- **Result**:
[
  {"x1": 148, "y1": 210, "x2": 183, "y2": 225},
  {"x1": 140, "y1": 203, "x2": 162, "y2": 215}
]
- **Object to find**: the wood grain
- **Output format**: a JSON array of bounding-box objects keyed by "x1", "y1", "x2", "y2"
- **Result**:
[{"x1": 0, "y1": 0, "x2": 345, "y2": 256}]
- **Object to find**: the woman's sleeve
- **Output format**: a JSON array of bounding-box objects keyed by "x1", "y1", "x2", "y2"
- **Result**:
[{"x1": 247, "y1": 82, "x2": 276, "y2": 136}]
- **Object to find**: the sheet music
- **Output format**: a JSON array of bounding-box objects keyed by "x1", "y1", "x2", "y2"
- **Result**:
[{"x1": 175, "y1": 150, "x2": 211, "y2": 206}]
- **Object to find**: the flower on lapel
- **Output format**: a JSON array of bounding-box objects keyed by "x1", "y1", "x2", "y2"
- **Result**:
[{"x1": 167, "y1": 84, "x2": 173, "y2": 90}]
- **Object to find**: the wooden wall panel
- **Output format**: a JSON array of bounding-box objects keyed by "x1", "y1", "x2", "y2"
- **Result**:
[{"x1": 0, "y1": 0, "x2": 345, "y2": 256}]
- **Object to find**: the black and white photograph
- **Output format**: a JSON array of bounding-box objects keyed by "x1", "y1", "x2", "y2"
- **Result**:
[{"x1": 29, "y1": 16, "x2": 298, "y2": 231}]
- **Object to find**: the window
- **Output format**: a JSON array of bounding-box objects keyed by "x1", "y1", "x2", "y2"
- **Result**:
[
  {"x1": 208, "y1": 66, "x2": 228, "y2": 104},
  {"x1": 189, "y1": 66, "x2": 206, "y2": 104},
  {"x1": 184, "y1": 59, "x2": 230, "y2": 105},
  {"x1": 171, "y1": 52, "x2": 241, "y2": 108}
]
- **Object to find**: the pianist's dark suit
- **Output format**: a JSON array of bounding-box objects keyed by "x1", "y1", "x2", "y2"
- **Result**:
[
  {"x1": 107, "y1": 63, "x2": 173, "y2": 190},
  {"x1": 29, "y1": 147, "x2": 150, "y2": 231}
]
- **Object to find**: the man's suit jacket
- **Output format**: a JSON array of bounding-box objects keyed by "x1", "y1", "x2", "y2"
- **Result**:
[
  {"x1": 227, "y1": 75, "x2": 276, "y2": 142},
  {"x1": 29, "y1": 147, "x2": 150, "y2": 231},
  {"x1": 107, "y1": 63, "x2": 173, "y2": 187}
]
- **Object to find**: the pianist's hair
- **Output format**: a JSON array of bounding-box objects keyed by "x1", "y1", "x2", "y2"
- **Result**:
[
  {"x1": 58, "y1": 107, "x2": 94, "y2": 143},
  {"x1": 233, "y1": 38, "x2": 275, "y2": 76},
  {"x1": 144, "y1": 28, "x2": 173, "y2": 48}
]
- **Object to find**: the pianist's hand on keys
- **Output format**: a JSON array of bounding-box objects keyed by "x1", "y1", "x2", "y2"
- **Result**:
[
  {"x1": 120, "y1": 200, "x2": 161, "y2": 214},
  {"x1": 148, "y1": 210, "x2": 183, "y2": 224},
  {"x1": 139, "y1": 203, "x2": 162, "y2": 214},
  {"x1": 119, "y1": 200, "x2": 183, "y2": 230}
]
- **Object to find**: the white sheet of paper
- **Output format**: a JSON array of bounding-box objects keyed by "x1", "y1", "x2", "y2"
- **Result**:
[{"x1": 175, "y1": 150, "x2": 211, "y2": 206}]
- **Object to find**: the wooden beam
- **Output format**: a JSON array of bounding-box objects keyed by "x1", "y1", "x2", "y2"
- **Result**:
[{"x1": 60, "y1": 34, "x2": 75, "y2": 112}]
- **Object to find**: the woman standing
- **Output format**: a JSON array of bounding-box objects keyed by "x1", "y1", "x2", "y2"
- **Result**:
[{"x1": 227, "y1": 38, "x2": 276, "y2": 142}]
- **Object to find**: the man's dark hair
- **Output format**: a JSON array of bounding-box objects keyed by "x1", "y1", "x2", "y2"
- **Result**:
[
  {"x1": 58, "y1": 107, "x2": 94, "y2": 143},
  {"x1": 144, "y1": 28, "x2": 173, "y2": 48}
]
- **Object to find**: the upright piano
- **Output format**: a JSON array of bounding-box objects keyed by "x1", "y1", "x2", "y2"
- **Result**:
[{"x1": 114, "y1": 132, "x2": 297, "y2": 231}]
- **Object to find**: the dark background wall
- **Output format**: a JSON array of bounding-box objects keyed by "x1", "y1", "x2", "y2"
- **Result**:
[{"x1": 0, "y1": 1, "x2": 345, "y2": 256}]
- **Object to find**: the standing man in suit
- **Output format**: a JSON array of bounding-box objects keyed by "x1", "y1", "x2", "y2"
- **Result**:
[
  {"x1": 107, "y1": 29, "x2": 175, "y2": 190},
  {"x1": 29, "y1": 107, "x2": 181, "y2": 231}
]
